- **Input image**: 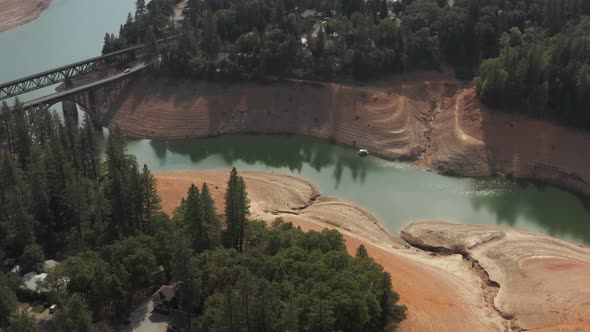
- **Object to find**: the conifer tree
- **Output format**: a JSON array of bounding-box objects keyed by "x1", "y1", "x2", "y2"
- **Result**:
[
  {"x1": 0, "y1": 274, "x2": 17, "y2": 330},
  {"x1": 0, "y1": 102, "x2": 14, "y2": 158},
  {"x1": 0, "y1": 156, "x2": 36, "y2": 255},
  {"x1": 140, "y1": 164, "x2": 161, "y2": 233},
  {"x1": 12, "y1": 100, "x2": 32, "y2": 170},
  {"x1": 28, "y1": 148, "x2": 53, "y2": 249},
  {"x1": 224, "y1": 167, "x2": 250, "y2": 252},
  {"x1": 236, "y1": 176, "x2": 250, "y2": 252},
  {"x1": 201, "y1": 183, "x2": 221, "y2": 249},
  {"x1": 184, "y1": 184, "x2": 205, "y2": 252},
  {"x1": 79, "y1": 115, "x2": 100, "y2": 181},
  {"x1": 224, "y1": 167, "x2": 240, "y2": 249},
  {"x1": 356, "y1": 244, "x2": 369, "y2": 259},
  {"x1": 135, "y1": 0, "x2": 146, "y2": 17}
]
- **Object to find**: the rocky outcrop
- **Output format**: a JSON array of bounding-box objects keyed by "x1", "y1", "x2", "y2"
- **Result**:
[{"x1": 402, "y1": 220, "x2": 590, "y2": 332}]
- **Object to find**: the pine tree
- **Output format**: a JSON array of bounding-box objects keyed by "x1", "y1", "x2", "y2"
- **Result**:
[
  {"x1": 0, "y1": 102, "x2": 14, "y2": 158},
  {"x1": 105, "y1": 127, "x2": 133, "y2": 240},
  {"x1": 224, "y1": 168, "x2": 250, "y2": 252},
  {"x1": 282, "y1": 295, "x2": 300, "y2": 331},
  {"x1": 12, "y1": 100, "x2": 32, "y2": 170},
  {"x1": 102, "y1": 33, "x2": 113, "y2": 54},
  {"x1": 0, "y1": 157, "x2": 36, "y2": 255},
  {"x1": 28, "y1": 148, "x2": 53, "y2": 250},
  {"x1": 201, "y1": 183, "x2": 221, "y2": 249},
  {"x1": 378, "y1": 272, "x2": 407, "y2": 328},
  {"x1": 62, "y1": 107, "x2": 82, "y2": 173},
  {"x1": 45, "y1": 125, "x2": 75, "y2": 252},
  {"x1": 144, "y1": 25, "x2": 158, "y2": 67},
  {"x1": 224, "y1": 167, "x2": 240, "y2": 249},
  {"x1": 140, "y1": 164, "x2": 161, "y2": 233},
  {"x1": 79, "y1": 115, "x2": 100, "y2": 181},
  {"x1": 356, "y1": 244, "x2": 369, "y2": 259},
  {"x1": 64, "y1": 176, "x2": 90, "y2": 250},
  {"x1": 128, "y1": 162, "x2": 143, "y2": 234},
  {"x1": 221, "y1": 286, "x2": 236, "y2": 331},
  {"x1": 135, "y1": 0, "x2": 146, "y2": 17},
  {"x1": 184, "y1": 184, "x2": 204, "y2": 251},
  {"x1": 236, "y1": 176, "x2": 250, "y2": 252},
  {"x1": 0, "y1": 274, "x2": 17, "y2": 330}
]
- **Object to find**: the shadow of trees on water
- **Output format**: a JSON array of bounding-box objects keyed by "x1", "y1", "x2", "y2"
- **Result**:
[
  {"x1": 146, "y1": 135, "x2": 372, "y2": 186},
  {"x1": 470, "y1": 178, "x2": 590, "y2": 244}
]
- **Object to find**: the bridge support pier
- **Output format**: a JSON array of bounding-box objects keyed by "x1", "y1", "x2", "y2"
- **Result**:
[
  {"x1": 62, "y1": 78, "x2": 78, "y2": 124},
  {"x1": 70, "y1": 88, "x2": 102, "y2": 129}
]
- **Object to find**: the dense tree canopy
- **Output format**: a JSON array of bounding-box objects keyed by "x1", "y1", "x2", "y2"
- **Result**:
[{"x1": 475, "y1": 17, "x2": 590, "y2": 129}]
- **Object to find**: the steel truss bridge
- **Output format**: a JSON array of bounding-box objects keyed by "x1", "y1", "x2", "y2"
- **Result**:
[
  {"x1": 0, "y1": 36, "x2": 175, "y2": 102},
  {"x1": 0, "y1": 46, "x2": 142, "y2": 101}
]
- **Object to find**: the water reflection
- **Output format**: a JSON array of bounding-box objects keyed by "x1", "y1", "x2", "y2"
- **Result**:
[
  {"x1": 145, "y1": 135, "x2": 371, "y2": 185},
  {"x1": 470, "y1": 178, "x2": 590, "y2": 243}
]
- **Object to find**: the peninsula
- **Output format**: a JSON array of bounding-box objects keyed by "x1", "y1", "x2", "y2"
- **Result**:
[
  {"x1": 0, "y1": 0, "x2": 51, "y2": 32},
  {"x1": 155, "y1": 170, "x2": 590, "y2": 331}
]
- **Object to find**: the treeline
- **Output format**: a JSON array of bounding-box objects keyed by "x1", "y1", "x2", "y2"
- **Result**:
[
  {"x1": 475, "y1": 16, "x2": 590, "y2": 129},
  {"x1": 0, "y1": 103, "x2": 406, "y2": 329},
  {"x1": 101, "y1": 0, "x2": 178, "y2": 54},
  {"x1": 0, "y1": 101, "x2": 164, "y2": 259},
  {"x1": 114, "y1": 0, "x2": 589, "y2": 80},
  {"x1": 0, "y1": 100, "x2": 166, "y2": 330}
]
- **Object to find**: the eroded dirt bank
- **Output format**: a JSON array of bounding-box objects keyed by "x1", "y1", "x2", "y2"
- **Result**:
[
  {"x1": 0, "y1": 0, "x2": 51, "y2": 32},
  {"x1": 419, "y1": 87, "x2": 590, "y2": 196},
  {"x1": 402, "y1": 220, "x2": 590, "y2": 332},
  {"x1": 105, "y1": 73, "x2": 590, "y2": 196},
  {"x1": 153, "y1": 170, "x2": 590, "y2": 331}
]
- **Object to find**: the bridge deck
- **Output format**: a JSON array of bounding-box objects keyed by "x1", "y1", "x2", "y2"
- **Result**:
[
  {"x1": 0, "y1": 35, "x2": 176, "y2": 101},
  {"x1": 0, "y1": 45, "x2": 142, "y2": 91}
]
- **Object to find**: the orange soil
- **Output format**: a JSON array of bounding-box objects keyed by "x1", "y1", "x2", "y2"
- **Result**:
[
  {"x1": 155, "y1": 170, "x2": 505, "y2": 332},
  {"x1": 104, "y1": 72, "x2": 590, "y2": 196},
  {"x1": 0, "y1": 0, "x2": 51, "y2": 32}
]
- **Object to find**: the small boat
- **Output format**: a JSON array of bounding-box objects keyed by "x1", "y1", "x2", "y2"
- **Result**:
[{"x1": 357, "y1": 149, "x2": 369, "y2": 157}]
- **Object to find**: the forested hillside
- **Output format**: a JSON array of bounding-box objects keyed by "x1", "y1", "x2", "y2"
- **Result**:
[
  {"x1": 0, "y1": 102, "x2": 406, "y2": 330},
  {"x1": 105, "y1": 0, "x2": 590, "y2": 129}
]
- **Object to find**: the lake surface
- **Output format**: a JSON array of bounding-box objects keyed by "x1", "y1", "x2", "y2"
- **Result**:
[{"x1": 2, "y1": 0, "x2": 590, "y2": 244}]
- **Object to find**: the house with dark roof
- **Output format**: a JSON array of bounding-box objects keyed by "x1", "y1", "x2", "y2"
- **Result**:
[{"x1": 152, "y1": 282, "x2": 181, "y2": 313}]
